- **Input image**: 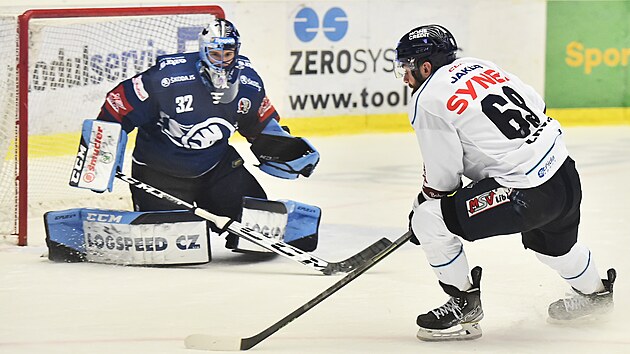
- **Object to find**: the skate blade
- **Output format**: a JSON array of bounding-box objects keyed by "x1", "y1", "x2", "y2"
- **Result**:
[
  {"x1": 417, "y1": 322, "x2": 482, "y2": 342},
  {"x1": 547, "y1": 308, "x2": 614, "y2": 325}
]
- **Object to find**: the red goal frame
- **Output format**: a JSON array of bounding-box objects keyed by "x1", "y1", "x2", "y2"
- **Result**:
[{"x1": 14, "y1": 6, "x2": 225, "y2": 246}]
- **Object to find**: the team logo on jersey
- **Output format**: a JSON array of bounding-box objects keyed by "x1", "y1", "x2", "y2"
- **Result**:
[
  {"x1": 237, "y1": 98, "x2": 251, "y2": 114},
  {"x1": 132, "y1": 75, "x2": 149, "y2": 101},
  {"x1": 161, "y1": 74, "x2": 196, "y2": 87},
  {"x1": 240, "y1": 75, "x2": 261, "y2": 91},
  {"x1": 466, "y1": 187, "x2": 512, "y2": 217},
  {"x1": 158, "y1": 56, "x2": 187, "y2": 70},
  {"x1": 158, "y1": 114, "x2": 236, "y2": 150}
]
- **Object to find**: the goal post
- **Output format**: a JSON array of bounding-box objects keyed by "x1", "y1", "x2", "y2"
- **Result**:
[{"x1": 1, "y1": 5, "x2": 225, "y2": 246}]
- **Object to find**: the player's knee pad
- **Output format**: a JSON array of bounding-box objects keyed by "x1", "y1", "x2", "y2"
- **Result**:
[
  {"x1": 412, "y1": 200, "x2": 449, "y2": 245},
  {"x1": 412, "y1": 200, "x2": 463, "y2": 259}
]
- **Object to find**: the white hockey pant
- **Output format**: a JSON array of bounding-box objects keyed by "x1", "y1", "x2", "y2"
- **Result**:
[{"x1": 411, "y1": 199, "x2": 472, "y2": 291}]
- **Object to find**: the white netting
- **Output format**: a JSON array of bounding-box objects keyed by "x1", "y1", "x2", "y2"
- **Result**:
[
  {"x1": 0, "y1": 10, "x2": 219, "y2": 244},
  {"x1": 0, "y1": 15, "x2": 17, "y2": 242}
]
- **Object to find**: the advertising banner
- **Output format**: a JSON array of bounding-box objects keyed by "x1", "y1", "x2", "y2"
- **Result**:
[
  {"x1": 231, "y1": 0, "x2": 546, "y2": 131},
  {"x1": 545, "y1": 1, "x2": 630, "y2": 109}
]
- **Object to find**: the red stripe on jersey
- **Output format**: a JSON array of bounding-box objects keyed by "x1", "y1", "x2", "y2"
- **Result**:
[{"x1": 104, "y1": 86, "x2": 133, "y2": 122}]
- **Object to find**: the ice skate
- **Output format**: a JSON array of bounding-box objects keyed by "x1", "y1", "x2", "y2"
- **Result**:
[
  {"x1": 548, "y1": 268, "x2": 616, "y2": 322},
  {"x1": 416, "y1": 266, "x2": 483, "y2": 341}
]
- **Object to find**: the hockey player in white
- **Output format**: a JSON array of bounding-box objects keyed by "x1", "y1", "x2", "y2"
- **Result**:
[{"x1": 394, "y1": 24, "x2": 616, "y2": 341}]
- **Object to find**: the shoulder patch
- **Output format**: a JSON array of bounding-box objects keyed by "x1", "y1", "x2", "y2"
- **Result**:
[
  {"x1": 105, "y1": 86, "x2": 134, "y2": 121},
  {"x1": 237, "y1": 97, "x2": 251, "y2": 114},
  {"x1": 132, "y1": 75, "x2": 149, "y2": 101},
  {"x1": 257, "y1": 96, "x2": 276, "y2": 121}
]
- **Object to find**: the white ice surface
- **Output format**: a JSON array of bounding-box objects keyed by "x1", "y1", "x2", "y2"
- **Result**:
[{"x1": 1, "y1": 127, "x2": 629, "y2": 354}]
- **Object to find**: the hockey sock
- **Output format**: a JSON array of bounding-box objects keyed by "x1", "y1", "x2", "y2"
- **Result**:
[
  {"x1": 535, "y1": 243, "x2": 604, "y2": 294},
  {"x1": 430, "y1": 243, "x2": 472, "y2": 291}
]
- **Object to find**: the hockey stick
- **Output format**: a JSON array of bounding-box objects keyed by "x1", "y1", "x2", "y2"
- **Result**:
[
  {"x1": 184, "y1": 230, "x2": 413, "y2": 351},
  {"x1": 115, "y1": 171, "x2": 392, "y2": 275}
]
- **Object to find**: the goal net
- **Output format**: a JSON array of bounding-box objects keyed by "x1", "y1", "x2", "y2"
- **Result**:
[{"x1": 0, "y1": 6, "x2": 224, "y2": 246}]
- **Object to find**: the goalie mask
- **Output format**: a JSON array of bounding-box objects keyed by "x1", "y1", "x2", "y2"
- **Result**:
[
  {"x1": 199, "y1": 18, "x2": 241, "y2": 89},
  {"x1": 394, "y1": 24, "x2": 458, "y2": 81}
]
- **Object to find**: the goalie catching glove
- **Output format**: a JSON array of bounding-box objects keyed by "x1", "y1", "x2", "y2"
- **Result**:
[{"x1": 250, "y1": 119, "x2": 319, "y2": 179}]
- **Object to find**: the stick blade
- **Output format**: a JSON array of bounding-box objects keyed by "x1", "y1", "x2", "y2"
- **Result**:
[
  {"x1": 322, "y1": 237, "x2": 393, "y2": 274},
  {"x1": 184, "y1": 334, "x2": 242, "y2": 351}
]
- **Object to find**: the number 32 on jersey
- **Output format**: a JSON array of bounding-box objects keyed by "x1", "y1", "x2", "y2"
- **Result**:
[{"x1": 175, "y1": 95, "x2": 194, "y2": 113}]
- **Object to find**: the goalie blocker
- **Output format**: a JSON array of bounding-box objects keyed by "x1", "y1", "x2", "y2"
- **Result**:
[{"x1": 69, "y1": 119, "x2": 127, "y2": 192}]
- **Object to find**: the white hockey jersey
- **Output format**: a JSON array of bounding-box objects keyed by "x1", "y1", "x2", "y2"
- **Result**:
[{"x1": 409, "y1": 57, "x2": 568, "y2": 198}]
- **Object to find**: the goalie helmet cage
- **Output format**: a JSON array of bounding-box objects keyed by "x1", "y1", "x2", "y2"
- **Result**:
[{"x1": 0, "y1": 5, "x2": 225, "y2": 246}]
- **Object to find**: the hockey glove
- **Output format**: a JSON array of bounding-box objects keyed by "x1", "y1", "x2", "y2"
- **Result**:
[
  {"x1": 250, "y1": 134, "x2": 319, "y2": 179},
  {"x1": 408, "y1": 192, "x2": 427, "y2": 245}
]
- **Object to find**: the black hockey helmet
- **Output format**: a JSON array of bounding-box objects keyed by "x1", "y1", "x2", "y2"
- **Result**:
[{"x1": 394, "y1": 24, "x2": 457, "y2": 78}]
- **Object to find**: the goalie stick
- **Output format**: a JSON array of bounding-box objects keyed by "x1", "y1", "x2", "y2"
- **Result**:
[
  {"x1": 184, "y1": 230, "x2": 413, "y2": 351},
  {"x1": 115, "y1": 171, "x2": 391, "y2": 275}
]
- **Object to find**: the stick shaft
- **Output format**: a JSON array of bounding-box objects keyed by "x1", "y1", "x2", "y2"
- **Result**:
[{"x1": 239, "y1": 230, "x2": 413, "y2": 350}]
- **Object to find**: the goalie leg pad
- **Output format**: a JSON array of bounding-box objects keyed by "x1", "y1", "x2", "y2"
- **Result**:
[
  {"x1": 241, "y1": 197, "x2": 321, "y2": 252},
  {"x1": 44, "y1": 208, "x2": 211, "y2": 265},
  {"x1": 281, "y1": 199, "x2": 320, "y2": 252}
]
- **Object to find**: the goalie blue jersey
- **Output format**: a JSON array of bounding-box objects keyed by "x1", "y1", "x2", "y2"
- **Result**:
[{"x1": 97, "y1": 52, "x2": 279, "y2": 177}]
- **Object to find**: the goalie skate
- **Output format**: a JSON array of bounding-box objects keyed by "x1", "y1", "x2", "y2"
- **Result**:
[
  {"x1": 416, "y1": 266, "x2": 483, "y2": 342},
  {"x1": 548, "y1": 268, "x2": 616, "y2": 322}
]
